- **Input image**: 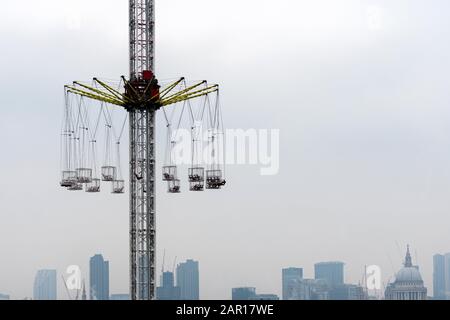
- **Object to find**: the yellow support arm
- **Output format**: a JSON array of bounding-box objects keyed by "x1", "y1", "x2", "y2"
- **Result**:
[
  {"x1": 140, "y1": 77, "x2": 186, "y2": 105},
  {"x1": 161, "y1": 80, "x2": 207, "y2": 102},
  {"x1": 65, "y1": 86, "x2": 125, "y2": 107},
  {"x1": 94, "y1": 78, "x2": 131, "y2": 103},
  {"x1": 121, "y1": 76, "x2": 142, "y2": 101},
  {"x1": 161, "y1": 85, "x2": 219, "y2": 106},
  {"x1": 65, "y1": 77, "x2": 219, "y2": 109},
  {"x1": 73, "y1": 81, "x2": 119, "y2": 102},
  {"x1": 159, "y1": 77, "x2": 185, "y2": 99}
]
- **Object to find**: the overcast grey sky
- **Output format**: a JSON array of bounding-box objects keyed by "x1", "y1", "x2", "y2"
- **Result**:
[{"x1": 1, "y1": 0, "x2": 450, "y2": 299}]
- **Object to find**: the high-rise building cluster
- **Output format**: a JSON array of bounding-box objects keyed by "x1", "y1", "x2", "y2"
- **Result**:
[
  {"x1": 7, "y1": 246, "x2": 450, "y2": 300},
  {"x1": 27, "y1": 255, "x2": 200, "y2": 301},
  {"x1": 30, "y1": 254, "x2": 127, "y2": 301},
  {"x1": 280, "y1": 262, "x2": 367, "y2": 301},
  {"x1": 156, "y1": 259, "x2": 200, "y2": 300},
  {"x1": 280, "y1": 247, "x2": 433, "y2": 300}
]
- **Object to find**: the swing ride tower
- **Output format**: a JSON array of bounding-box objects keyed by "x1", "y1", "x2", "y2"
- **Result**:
[
  {"x1": 61, "y1": 0, "x2": 226, "y2": 300},
  {"x1": 128, "y1": 0, "x2": 156, "y2": 301}
]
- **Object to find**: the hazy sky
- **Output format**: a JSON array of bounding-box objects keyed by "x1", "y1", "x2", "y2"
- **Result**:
[{"x1": 1, "y1": 0, "x2": 450, "y2": 299}]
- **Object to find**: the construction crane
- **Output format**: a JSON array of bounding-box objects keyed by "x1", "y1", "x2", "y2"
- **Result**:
[
  {"x1": 61, "y1": 275, "x2": 73, "y2": 300},
  {"x1": 60, "y1": 0, "x2": 226, "y2": 300}
]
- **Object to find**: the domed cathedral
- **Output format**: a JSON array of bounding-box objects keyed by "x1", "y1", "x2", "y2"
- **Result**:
[{"x1": 385, "y1": 246, "x2": 428, "y2": 300}]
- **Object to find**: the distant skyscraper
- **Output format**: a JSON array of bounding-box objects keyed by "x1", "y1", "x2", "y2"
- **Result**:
[
  {"x1": 110, "y1": 294, "x2": 130, "y2": 300},
  {"x1": 232, "y1": 287, "x2": 256, "y2": 300},
  {"x1": 282, "y1": 267, "x2": 303, "y2": 300},
  {"x1": 433, "y1": 254, "x2": 446, "y2": 300},
  {"x1": 89, "y1": 254, "x2": 109, "y2": 300},
  {"x1": 446, "y1": 254, "x2": 450, "y2": 299},
  {"x1": 33, "y1": 269, "x2": 57, "y2": 300},
  {"x1": 176, "y1": 260, "x2": 199, "y2": 300},
  {"x1": 0, "y1": 293, "x2": 10, "y2": 300},
  {"x1": 314, "y1": 262, "x2": 344, "y2": 288},
  {"x1": 433, "y1": 252, "x2": 450, "y2": 300},
  {"x1": 156, "y1": 271, "x2": 181, "y2": 300}
]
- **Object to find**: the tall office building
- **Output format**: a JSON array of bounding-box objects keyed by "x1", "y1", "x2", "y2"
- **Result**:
[
  {"x1": 176, "y1": 260, "x2": 199, "y2": 300},
  {"x1": 156, "y1": 271, "x2": 181, "y2": 300},
  {"x1": 433, "y1": 252, "x2": 450, "y2": 300},
  {"x1": 446, "y1": 254, "x2": 450, "y2": 299},
  {"x1": 33, "y1": 269, "x2": 57, "y2": 300},
  {"x1": 314, "y1": 262, "x2": 344, "y2": 288},
  {"x1": 232, "y1": 287, "x2": 256, "y2": 300},
  {"x1": 282, "y1": 267, "x2": 303, "y2": 300},
  {"x1": 89, "y1": 254, "x2": 109, "y2": 300}
]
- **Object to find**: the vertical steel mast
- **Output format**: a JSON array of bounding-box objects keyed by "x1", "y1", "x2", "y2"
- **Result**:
[{"x1": 129, "y1": 0, "x2": 156, "y2": 300}]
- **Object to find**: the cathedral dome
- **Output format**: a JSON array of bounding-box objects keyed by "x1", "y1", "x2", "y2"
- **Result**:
[
  {"x1": 392, "y1": 245, "x2": 423, "y2": 283},
  {"x1": 384, "y1": 245, "x2": 428, "y2": 300},
  {"x1": 394, "y1": 266, "x2": 423, "y2": 283}
]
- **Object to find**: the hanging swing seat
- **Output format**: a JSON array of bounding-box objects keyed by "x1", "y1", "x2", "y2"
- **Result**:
[
  {"x1": 86, "y1": 178, "x2": 101, "y2": 193},
  {"x1": 102, "y1": 166, "x2": 117, "y2": 182},
  {"x1": 112, "y1": 180, "x2": 125, "y2": 194},
  {"x1": 168, "y1": 179, "x2": 181, "y2": 193},
  {"x1": 60, "y1": 171, "x2": 78, "y2": 188},
  {"x1": 206, "y1": 170, "x2": 226, "y2": 189},
  {"x1": 188, "y1": 167, "x2": 205, "y2": 183},
  {"x1": 189, "y1": 181, "x2": 204, "y2": 192},
  {"x1": 163, "y1": 166, "x2": 177, "y2": 181},
  {"x1": 76, "y1": 168, "x2": 93, "y2": 183},
  {"x1": 189, "y1": 167, "x2": 205, "y2": 191},
  {"x1": 60, "y1": 181, "x2": 74, "y2": 188}
]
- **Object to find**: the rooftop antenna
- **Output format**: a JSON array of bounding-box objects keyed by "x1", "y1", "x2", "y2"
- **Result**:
[
  {"x1": 172, "y1": 256, "x2": 178, "y2": 273},
  {"x1": 81, "y1": 280, "x2": 87, "y2": 300},
  {"x1": 362, "y1": 265, "x2": 367, "y2": 293},
  {"x1": 162, "y1": 249, "x2": 166, "y2": 274}
]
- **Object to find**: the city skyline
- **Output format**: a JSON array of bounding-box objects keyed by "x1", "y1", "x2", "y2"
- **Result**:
[{"x1": 4, "y1": 246, "x2": 450, "y2": 300}]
